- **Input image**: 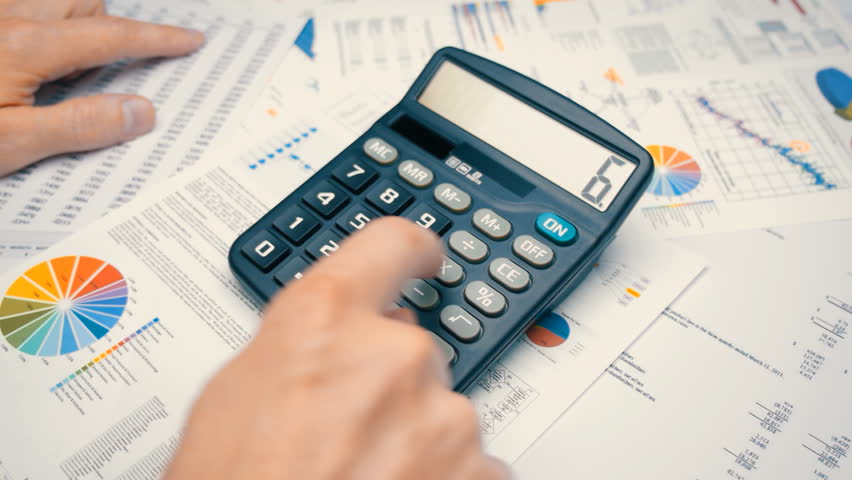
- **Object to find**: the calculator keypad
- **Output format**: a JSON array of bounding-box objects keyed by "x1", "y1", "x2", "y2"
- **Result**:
[
  {"x1": 303, "y1": 181, "x2": 349, "y2": 219},
  {"x1": 240, "y1": 135, "x2": 583, "y2": 374}
]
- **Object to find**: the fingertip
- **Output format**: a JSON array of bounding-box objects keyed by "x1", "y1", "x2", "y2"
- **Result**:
[
  {"x1": 120, "y1": 96, "x2": 155, "y2": 139},
  {"x1": 182, "y1": 28, "x2": 206, "y2": 51}
]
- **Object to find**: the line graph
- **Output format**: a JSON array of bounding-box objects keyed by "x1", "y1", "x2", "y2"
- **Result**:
[{"x1": 675, "y1": 80, "x2": 849, "y2": 202}]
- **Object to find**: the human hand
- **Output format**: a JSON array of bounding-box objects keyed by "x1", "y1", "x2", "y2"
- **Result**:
[
  {"x1": 166, "y1": 217, "x2": 512, "y2": 480},
  {"x1": 0, "y1": 0, "x2": 204, "y2": 177}
]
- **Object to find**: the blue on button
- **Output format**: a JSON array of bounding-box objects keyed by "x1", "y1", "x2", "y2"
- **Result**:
[{"x1": 535, "y1": 213, "x2": 577, "y2": 246}]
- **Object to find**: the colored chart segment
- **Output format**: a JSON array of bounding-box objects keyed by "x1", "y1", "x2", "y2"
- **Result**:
[
  {"x1": 0, "y1": 256, "x2": 128, "y2": 356},
  {"x1": 526, "y1": 312, "x2": 570, "y2": 348},
  {"x1": 646, "y1": 144, "x2": 702, "y2": 197}
]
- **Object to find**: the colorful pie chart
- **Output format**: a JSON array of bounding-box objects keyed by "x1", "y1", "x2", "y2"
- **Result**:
[
  {"x1": 526, "y1": 312, "x2": 571, "y2": 348},
  {"x1": 645, "y1": 144, "x2": 702, "y2": 196},
  {"x1": 0, "y1": 256, "x2": 128, "y2": 356}
]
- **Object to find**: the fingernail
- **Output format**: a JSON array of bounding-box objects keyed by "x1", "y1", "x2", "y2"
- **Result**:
[
  {"x1": 122, "y1": 98, "x2": 153, "y2": 137},
  {"x1": 184, "y1": 28, "x2": 206, "y2": 47}
]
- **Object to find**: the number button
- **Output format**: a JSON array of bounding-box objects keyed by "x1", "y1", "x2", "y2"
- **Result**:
[
  {"x1": 401, "y1": 279, "x2": 440, "y2": 311},
  {"x1": 488, "y1": 258, "x2": 530, "y2": 292},
  {"x1": 241, "y1": 230, "x2": 289, "y2": 272},
  {"x1": 448, "y1": 231, "x2": 489, "y2": 263},
  {"x1": 513, "y1": 235, "x2": 554, "y2": 268},
  {"x1": 440, "y1": 305, "x2": 482, "y2": 343},
  {"x1": 364, "y1": 137, "x2": 398, "y2": 164},
  {"x1": 336, "y1": 205, "x2": 379, "y2": 234},
  {"x1": 406, "y1": 204, "x2": 452, "y2": 235},
  {"x1": 464, "y1": 281, "x2": 506, "y2": 317},
  {"x1": 332, "y1": 160, "x2": 378, "y2": 193},
  {"x1": 435, "y1": 256, "x2": 465, "y2": 287},
  {"x1": 303, "y1": 181, "x2": 349, "y2": 219},
  {"x1": 434, "y1": 183, "x2": 471, "y2": 213},
  {"x1": 272, "y1": 206, "x2": 320, "y2": 245},
  {"x1": 273, "y1": 257, "x2": 311, "y2": 286},
  {"x1": 472, "y1": 209, "x2": 512, "y2": 240},
  {"x1": 366, "y1": 181, "x2": 414, "y2": 215},
  {"x1": 305, "y1": 230, "x2": 344, "y2": 260},
  {"x1": 398, "y1": 160, "x2": 434, "y2": 188},
  {"x1": 535, "y1": 213, "x2": 577, "y2": 246}
]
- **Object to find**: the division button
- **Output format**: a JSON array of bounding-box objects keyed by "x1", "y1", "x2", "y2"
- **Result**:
[
  {"x1": 464, "y1": 281, "x2": 507, "y2": 317},
  {"x1": 302, "y1": 180, "x2": 349, "y2": 219},
  {"x1": 472, "y1": 208, "x2": 512, "y2": 240},
  {"x1": 488, "y1": 258, "x2": 530, "y2": 292},
  {"x1": 273, "y1": 257, "x2": 312, "y2": 286},
  {"x1": 440, "y1": 305, "x2": 482, "y2": 343},
  {"x1": 332, "y1": 160, "x2": 378, "y2": 193},
  {"x1": 272, "y1": 206, "x2": 320, "y2": 245},
  {"x1": 305, "y1": 230, "x2": 344, "y2": 260},
  {"x1": 435, "y1": 256, "x2": 464, "y2": 287},
  {"x1": 513, "y1": 235, "x2": 554, "y2": 268},
  {"x1": 398, "y1": 160, "x2": 434, "y2": 188},
  {"x1": 363, "y1": 137, "x2": 398, "y2": 164},
  {"x1": 401, "y1": 279, "x2": 440, "y2": 311},
  {"x1": 366, "y1": 181, "x2": 414, "y2": 215},
  {"x1": 429, "y1": 332, "x2": 457, "y2": 366},
  {"x1": 406, "y1": 204, "x2": 452, "y2": 236},
  {"x1": 434, "y1": 183, "x2": 472, "y2": 213},
  {"x1": 448, "y1": 231, "x2": 489, "y2": 263},
  {"x1": 241, "y1": 230, "x2": 289, "y2": 272},
  {"x1": 535, "y1": 212, "x2": 577, "y2": 246}
]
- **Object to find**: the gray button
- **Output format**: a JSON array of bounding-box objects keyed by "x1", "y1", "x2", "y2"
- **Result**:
[
  {"x1": 435, "y1": 256, "x2": 465, "y2": 286},
  {"x1": 398, "y1": 160, "x2": 434, "y2": 188},
  {"x1": 434, "y1": 183, "x2": 471, "y2": 213},
  {"x1": 489, "y1": 258, "x2": 530, "y2": 292},
  {"x1": 440, "y1": 305, "x2": 482, "y2": 343},
  {"x1": 464, "y1": 281, "x2": 507, "y2": 317},
  {"x1": 363, "y1": 137, "x2": 398, "y2": 164},
  {"x1": 472, "y1": 208, "x2": 512, "y2": 240},
  {"x1": 513, "y1": 235, "x2": 555, "y2": 268},
  {"x1": 448, "y1": 231, "x2": 489, "y2": 263},
  {"x1": 430, "y1": 332, "x2": 456, "y2": 365},
  {"x1": 401, "y1": 279, "x2": 440, "y2": 311}
]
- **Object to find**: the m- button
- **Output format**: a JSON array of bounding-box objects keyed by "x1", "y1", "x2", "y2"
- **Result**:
[
  {"x1": 434, "y1": 183, "x2": 471, "y2": 213},
  {"x1": 513, "y1": 235, "x2": 554, "y2": 268}
]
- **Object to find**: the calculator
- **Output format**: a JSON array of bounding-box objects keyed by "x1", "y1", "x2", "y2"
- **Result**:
[{"x1": 228, "y1": 47, "x2": 653, "y2": 391}]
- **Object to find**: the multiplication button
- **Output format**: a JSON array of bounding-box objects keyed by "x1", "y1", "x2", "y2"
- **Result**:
[
  {"x1": 448, "y1": 231, "x2": 488, "y2": 263},
  {"x1": 464, "y1": 281, "x2": 506, "y2": 317},
  {"x1": 435, "y1": 256, "x2": 464, "y2": 287},
  {"x1": 440, "y1": 305, "x2": 482, "y2": 343}
]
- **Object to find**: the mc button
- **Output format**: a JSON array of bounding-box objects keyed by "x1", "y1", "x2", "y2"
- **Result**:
[{"x1": 535, "y1": 213, "x2": 577, "y2": 246}]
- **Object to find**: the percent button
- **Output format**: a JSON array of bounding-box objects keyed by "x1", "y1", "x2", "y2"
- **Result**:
[{"x1": 464, "y1": 281, "x2": 506, "y2": 317}]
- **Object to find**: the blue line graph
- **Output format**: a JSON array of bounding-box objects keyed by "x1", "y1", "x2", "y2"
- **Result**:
[
  {"x1": 248, "y1": 127, "x2": 318, "y2": 171},
  {"x1": 696, "y1": 96, "x2": 836, "y2": 189}
]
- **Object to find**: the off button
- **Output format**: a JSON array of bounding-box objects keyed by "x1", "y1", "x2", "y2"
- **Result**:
[{"x1": 535, "y1": 213, "x2": 577, "y2": 246}]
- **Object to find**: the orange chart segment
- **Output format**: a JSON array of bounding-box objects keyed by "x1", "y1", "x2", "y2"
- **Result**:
[
  {"x1": 0, "y1": 256, "x2": 128, "y2": 357},
  {"x1": 646, "y1": 144, "x2": 702, "y2": 197}
]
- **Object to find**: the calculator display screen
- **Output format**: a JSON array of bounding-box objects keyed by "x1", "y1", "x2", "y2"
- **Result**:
[{"x1": 418, "y1": 61, "x2": 637, "y2": 211}]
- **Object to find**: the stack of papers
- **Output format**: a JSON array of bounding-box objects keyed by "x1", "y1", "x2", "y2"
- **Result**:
[{"x1": 0, "y1": 0, "x2": 850, "y2": 478}]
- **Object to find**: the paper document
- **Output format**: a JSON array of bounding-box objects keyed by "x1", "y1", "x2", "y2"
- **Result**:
[
  {"x1": 0, "y1": 0, "x2": 299, "y2": 265},
  {"x1": 516, "y1": 219, "x2": 852, "y2": 478}
]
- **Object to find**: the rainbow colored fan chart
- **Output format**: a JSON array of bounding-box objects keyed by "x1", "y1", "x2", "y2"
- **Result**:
[
  {"x1": 0, "y1": 256, "x2": 128, "y2": 356},
  {"x1": 645, "y1": 144, "x2": 702, "y2": 197}
]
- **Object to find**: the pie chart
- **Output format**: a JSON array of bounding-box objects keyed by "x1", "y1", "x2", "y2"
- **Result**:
[
  {"x1": 0, "y1": 256, "x2": 128, "y2": 356},
  {"x1": 526, "y1": 312, "x2": 570, "y2": 348},
  {"x1": 645, "y1": 144, "x2": 702, "y2": 196}
]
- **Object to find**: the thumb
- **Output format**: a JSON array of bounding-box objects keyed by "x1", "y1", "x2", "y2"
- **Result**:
[{"x1": 0, "y1": 94, "x2": 154, "y2": 176}]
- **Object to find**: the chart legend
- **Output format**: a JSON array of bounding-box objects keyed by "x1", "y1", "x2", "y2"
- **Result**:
[{"x1": 0, "y1": 256, "x2": 127, "y2": 356}]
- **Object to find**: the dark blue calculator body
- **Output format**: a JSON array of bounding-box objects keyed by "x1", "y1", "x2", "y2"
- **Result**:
[{"x1": 229, "y1": 47, "x2": 653, "y2": 391}]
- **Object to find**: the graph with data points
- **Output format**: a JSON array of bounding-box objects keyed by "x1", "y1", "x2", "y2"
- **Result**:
[
  {"x1": 676, "y1": 80, "x2": 849, "y2": 201},
  {"x1": 0, "y1": 256, "x2": 127, "y2": 356},
  {"x1": 646, "y1": 144, "x2": 702, "y2": 196}
]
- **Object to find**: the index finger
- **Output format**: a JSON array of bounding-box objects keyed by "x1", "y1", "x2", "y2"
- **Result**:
[
  {"x1": 22, "y1": 16, "x2": 204, "y2": 81},
  {"x1": 293, "y1": 217, "x2": 444, "y2": 313}
]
